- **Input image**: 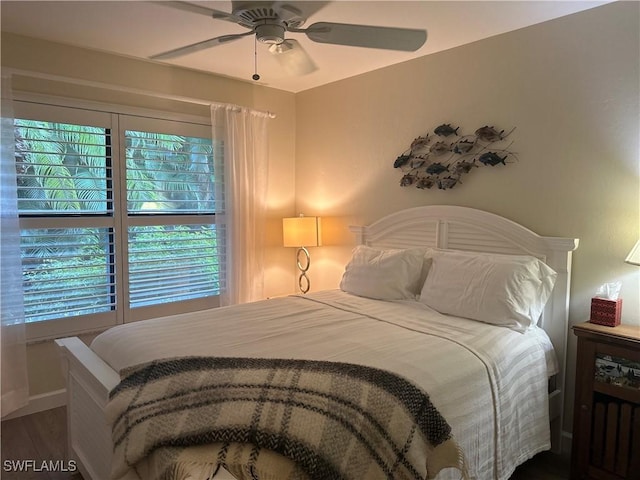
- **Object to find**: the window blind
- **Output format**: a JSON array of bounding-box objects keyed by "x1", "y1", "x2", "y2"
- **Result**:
[
  {"x1": 13, "y1": 102, "x2": 223, "y2": 338},
  {"x1": 125, "y1": 130, "x2": 214, "y2": 214},
  {"x1": 15, "y1": 120, "x2": 111, "y2": 214},
  {"x1": 128, "y1": 224, "x2": 221, "y2": 308},
  {"x1": 15, "y1": 117, "x2": 114, "y2": 324},
  {"x1": 123, "y1": 128, "x2": 222, "y2": 310},
  {"x1": 20, "y1": 228, "x2": 115, "y2": 322}
]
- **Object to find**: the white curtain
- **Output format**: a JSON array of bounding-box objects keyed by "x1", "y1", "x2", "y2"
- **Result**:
[
  {"x1": 211, "y1": 103, "x2": 271, "y2": 306},
  {"x1": 1, "y1": 75, "x2": 29, "y2": 417}
]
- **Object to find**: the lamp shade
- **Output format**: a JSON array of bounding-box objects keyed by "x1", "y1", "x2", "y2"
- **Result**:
[
  {"x1": 283, "y1": 216, "x2": 321, "y2": 247},
  {"x1": 626, "y1": 239, "x2": 640, "y2": 266}
]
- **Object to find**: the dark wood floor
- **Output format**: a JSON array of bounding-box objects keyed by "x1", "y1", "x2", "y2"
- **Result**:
[
  {"x1": 1, "y1": 407, "x2": 81, "y2": 480},
  {"x1": 1, "y1": 407, "x2": 570, "y2": 479}
]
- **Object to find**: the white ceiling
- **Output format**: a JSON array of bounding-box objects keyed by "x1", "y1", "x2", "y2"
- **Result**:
[{"x1": 1, "y1": 1, "x2": 612, "y2": 93}]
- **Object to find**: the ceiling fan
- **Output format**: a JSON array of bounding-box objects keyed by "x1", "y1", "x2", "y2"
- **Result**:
[{"x1": 151, "y1": 1, "x2": 427, "y2": 78}]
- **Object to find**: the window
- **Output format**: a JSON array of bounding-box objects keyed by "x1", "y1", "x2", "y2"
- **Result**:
[
  {"x1": 121, "y1": 116, "x2": 221, "y2": 321},
  {"x1": 13, "y1": 102, "x2": 223, "y2": 339}
]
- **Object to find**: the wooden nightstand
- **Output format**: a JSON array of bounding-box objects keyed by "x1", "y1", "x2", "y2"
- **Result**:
[{"x1": 571, "y1": 322, "x2": 640, "y2": 480}]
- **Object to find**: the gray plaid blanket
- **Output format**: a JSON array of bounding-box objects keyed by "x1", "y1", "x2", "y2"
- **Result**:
[{"x1": 107, "y1": 356, "x2": 467, "y2": 480}]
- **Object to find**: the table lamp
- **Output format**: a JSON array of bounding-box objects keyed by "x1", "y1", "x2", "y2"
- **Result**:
[
  {"x1": 283, "y1": 215, "x2": 321, "y2": 294},
  {"x1": 625, "y1": 239, "x2": 640, "y2": 266}
]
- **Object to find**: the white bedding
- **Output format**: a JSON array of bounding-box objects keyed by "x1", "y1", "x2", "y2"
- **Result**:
[{"x1": 91, "y1": 290, "x2": 558, "y2": 480}]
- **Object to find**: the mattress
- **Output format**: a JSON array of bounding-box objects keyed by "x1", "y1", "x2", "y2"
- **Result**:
[{"x1": 91, "y1": 290, "x2": 558, "y2": 480}]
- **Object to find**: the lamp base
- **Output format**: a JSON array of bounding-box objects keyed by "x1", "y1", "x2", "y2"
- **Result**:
[{"x1": 296, "y1": 247, "x2": 310, "y2": 294}]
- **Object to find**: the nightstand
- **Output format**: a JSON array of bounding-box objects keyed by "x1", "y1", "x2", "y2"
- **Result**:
[{"x1": 571, "y1": 322, "x2": 640, "y2": 480}]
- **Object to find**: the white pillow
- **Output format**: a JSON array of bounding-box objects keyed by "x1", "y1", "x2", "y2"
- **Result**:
[
  {"x1": 340, "y1": 245, "x2": 426, "y2": 300},
  {"x1": 419, "y1": 250, "x2": 557, "y2": 332}
]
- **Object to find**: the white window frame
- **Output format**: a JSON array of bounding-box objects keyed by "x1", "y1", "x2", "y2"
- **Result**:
[{"x1": 13, "y1": 95, "x2": 220, "y2": 342}]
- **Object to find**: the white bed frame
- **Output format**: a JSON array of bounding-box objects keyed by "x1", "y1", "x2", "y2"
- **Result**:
[{"x1": 56, "y1": 205, "x2": 578, "y2": 480}]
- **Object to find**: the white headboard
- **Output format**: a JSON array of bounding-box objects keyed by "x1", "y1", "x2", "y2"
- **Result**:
[{"x1": 349, "y1": 205, "x2": 579, "y2": 452}]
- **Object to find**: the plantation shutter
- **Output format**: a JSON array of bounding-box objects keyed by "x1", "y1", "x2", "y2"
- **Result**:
[
  {"x1": 13, "y1": 103, "x2": 117, "y2": 336},
  {"x1": 15, "y1": 121, "x2": 112, "y2": 214},
  {"x1": 14, "y1": 101, "x2": 224, "y2": 339},
  {"x1": 121, "y1": 116, "x2": 223, "y2": 320},
  {"x1": 19, "y1": 227, "x2": 115, "y2": 322}
]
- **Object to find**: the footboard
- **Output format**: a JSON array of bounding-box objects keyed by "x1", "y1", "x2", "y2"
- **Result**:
[
  {"x1": 56, "y1": 337, "x2": 120, "y2": 480},
  {"x1": 56, "y1": 337, "x2": 241, "y2": 480}
]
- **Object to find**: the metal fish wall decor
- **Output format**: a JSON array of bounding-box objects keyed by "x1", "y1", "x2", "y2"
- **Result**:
[{"x1": 393, "y1": 124, "x2": 517, "y2": 190}]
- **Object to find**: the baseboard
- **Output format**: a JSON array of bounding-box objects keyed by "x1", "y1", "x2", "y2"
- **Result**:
[{"x1": 1, "y1": 389, "x2": 66, "y2": 420}]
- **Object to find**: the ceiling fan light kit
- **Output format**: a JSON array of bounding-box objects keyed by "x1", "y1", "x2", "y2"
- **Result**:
[
  {"x1": 269, "y1": 40, "x2": 318, "y2": 76},
  {"x1": 152, "y1": 1, "x2": 428, "y2": 81}
]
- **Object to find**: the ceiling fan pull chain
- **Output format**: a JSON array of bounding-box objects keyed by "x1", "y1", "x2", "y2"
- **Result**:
[{"x1": 252, "y1": 36, "x2": 260, "y2": 81}]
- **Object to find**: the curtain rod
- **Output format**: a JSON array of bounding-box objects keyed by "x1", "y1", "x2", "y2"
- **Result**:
[
  {"x1": 6, "y1": 68, "x2": 276, "y2": 118},
  {"x1": 211, "y1": 102, "x2": 276, "y2": 119}
]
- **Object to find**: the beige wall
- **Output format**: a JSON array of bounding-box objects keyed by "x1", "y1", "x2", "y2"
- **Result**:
[
  {"x1": 295, "y1": 1, "x2": 640, "y2": 440},
  {"x1": 2, "y1": 33, "x2": 298, "y2": 396}
]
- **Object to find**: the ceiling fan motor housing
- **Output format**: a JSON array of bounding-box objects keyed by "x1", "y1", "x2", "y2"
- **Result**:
[
  {"x1": 255, "y1": 23, "x2": 286, "y2": 44},
  {"x1": 232, "y1": 1, "x2": 304, "y2": 44},
  {"x1": 232, "y1": 2, "x2": 279, "y2": 22}
]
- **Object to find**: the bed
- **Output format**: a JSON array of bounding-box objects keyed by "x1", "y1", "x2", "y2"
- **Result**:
[{"x1": 56, "y1": 205, "x2": 579, "y2": 480}]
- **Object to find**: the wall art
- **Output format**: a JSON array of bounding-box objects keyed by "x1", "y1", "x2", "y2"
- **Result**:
[{"x1": 393, "y1": 124, "x2": 517, "y2": 190}]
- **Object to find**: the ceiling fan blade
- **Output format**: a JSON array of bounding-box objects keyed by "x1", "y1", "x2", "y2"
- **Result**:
[
  {"x1": 273, "y1": 1, "x2": 330, "y2": 30},
  {"x1": 289, "y1": 1, "x2": 329, "y2": 19},
  {"x1": 304, "y1": 22, "x2": 427, "y2": 52},
  {"x1": 272, "y1": 2, "x2": 303, "y2": 22},
  {"x1": 150, "y1": 1, "x2": 245, "y2": 25},
  {"x1": 268, "y1": 39, "x2": 317, "y2": 76},
  {"x1": 150, "y1": 31, "x2": 254, "y2": 60}
]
